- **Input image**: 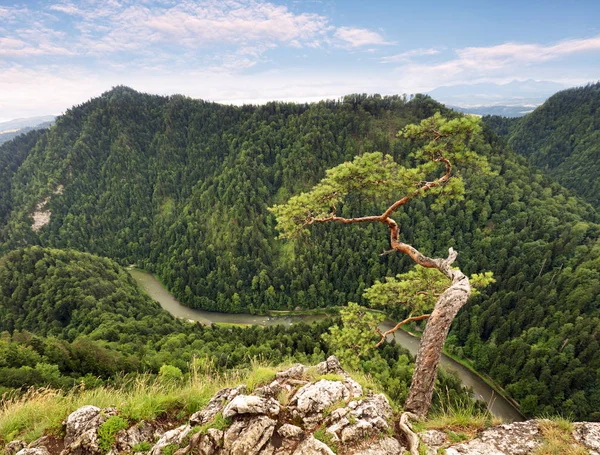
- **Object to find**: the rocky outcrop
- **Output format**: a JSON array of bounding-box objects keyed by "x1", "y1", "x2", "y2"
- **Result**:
[{"x1": 7, "y1": 356, "x2": 599, "y2": 455}]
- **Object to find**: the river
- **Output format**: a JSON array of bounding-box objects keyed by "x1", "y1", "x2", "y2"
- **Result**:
[{"x1": 129, "y1": 269, "x2": 524, "y2": 422}]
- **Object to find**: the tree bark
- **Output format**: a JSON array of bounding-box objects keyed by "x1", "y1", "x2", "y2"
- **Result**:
[{"x1": 402, "y1": 251, "x2": 471, "y2": 417}]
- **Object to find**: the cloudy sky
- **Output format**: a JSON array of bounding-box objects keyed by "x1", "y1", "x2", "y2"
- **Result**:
[{"x1": 1, "y1": 0, "x2": 599, "y2": 121}]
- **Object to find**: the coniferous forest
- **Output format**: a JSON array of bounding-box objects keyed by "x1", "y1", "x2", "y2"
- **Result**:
[{"x1": 0, "y1": 86, "x2": 599, "y2": 420}]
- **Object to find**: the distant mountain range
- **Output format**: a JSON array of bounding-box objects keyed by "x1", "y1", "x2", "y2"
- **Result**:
[
  {"x1": 0, "y1": 115, "x2": 56, "y2": 146},
  {"x1": 428, "y1": 79, "x2": 566, "y2": 117}
]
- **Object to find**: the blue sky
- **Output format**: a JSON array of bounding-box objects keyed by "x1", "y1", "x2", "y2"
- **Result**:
[{"x1": 0, "y1": 0, "x2": 599, "y2": 120}]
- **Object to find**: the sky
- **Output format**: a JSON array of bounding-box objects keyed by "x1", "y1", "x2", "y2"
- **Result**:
[{"x1": 0, "y1": 0, "x2": 599, "y2": 121}]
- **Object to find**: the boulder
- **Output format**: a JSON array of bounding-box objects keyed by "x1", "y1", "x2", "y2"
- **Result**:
[
  {"x1": 291, "y1": 379, "x2": 349, "y2": 424},
  {"x1": 148, "y1": 425, "x2": 191, "y2": 455},
  {"x1": 277, "y1": 424, "x2": 304, "y2": 440},
  {"x1": 15, "y1": 449, "x2": 50, "y2": 455},
  {"x1": 222, "y1": 415, "x2": 275, "y2": 455},
  {"x1": 316, "y1": 356, "x2": 344, "y2": 375},
  {"x1": 5, "y1": 440, "x2": 27, "y2": 455},
  {"x1": 61, "y1": 406, "x2": 118, "y2": 455},
  {"x1": 346, "y1": 437, "x2": 404, "y2": 455},
  {"x1": 445, "y1": 420, "x2": 542, "y2": 455},
  {"x1": 573, "y1": 422, "x2": 600, "y2": 455},
  {"x1": 222, "y1": 395, "x2": 280, "y2": 418},
  {"x1": 190, "y1": 385, "x2": 245, "y2": 426},
  {"x1": 291, "y1": 436, "x2": 335, "y2": 455}
]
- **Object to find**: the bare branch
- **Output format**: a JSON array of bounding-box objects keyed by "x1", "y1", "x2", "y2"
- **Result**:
[{"x1": 375, "y1": 314, "x2": 430, "y2": 347}]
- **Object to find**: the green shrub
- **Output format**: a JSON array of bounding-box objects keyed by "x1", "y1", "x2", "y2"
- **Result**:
[{"x1": 159, "y1": 365, "x2": 183, "y2": 381}]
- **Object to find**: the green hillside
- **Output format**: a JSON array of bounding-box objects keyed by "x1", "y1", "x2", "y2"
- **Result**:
[
  {"x1": 0, "y1": 88, "x2": 599, "y2": 419},
  {"x1": 486, "y1": 82, "x2": 600, "y2": 208}
]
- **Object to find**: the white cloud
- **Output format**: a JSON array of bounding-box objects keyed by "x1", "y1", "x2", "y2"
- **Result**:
[
  {"x1": 380, "y1": 48, "x2": 439, "y2": 63},
  {"x1": 457, "y1": 35, "x2": 600, "y2": 66},
  {"x1": 334, "y1": 26, "x2": 391, "y2": 47}
]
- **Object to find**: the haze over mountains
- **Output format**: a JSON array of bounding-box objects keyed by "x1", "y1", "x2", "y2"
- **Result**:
[
  {"x1": 428, "y1": 79, "x2": 567, "y2": 117},
  {"x1": 0, "y1": 116, "x2": 56, "y2": 146}
]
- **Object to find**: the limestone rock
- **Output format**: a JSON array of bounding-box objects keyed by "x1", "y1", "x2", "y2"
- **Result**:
[
  {"x1": 223, "y1": 415, "x2": 275, "y2": 455},
  {"x1": 420, "y1": 429, "x2": 448, "y2": 455},
  {"x1": 573, "y1": 422, "x2": 600, "y2": 455},
  {"x1": 291, "y1": 436, "x2": 335, "y2": 455},
  {"x1": 199, "y1": 429, "x2": 223, "y2": 455},
  {"x1": 114, "y1": 421, "x2": 160, "y2": 453},
  {"x1": 222, "y1": 395, "x2": 280, "y2": 418},
  {"x1": 190, "y1": 385, "x2": 245, "y2": 426},
  {"x1": 346, "y1": 437, "x2": 404, "y2": 455},
  {"x1": 15, "y1": 449, "x2": 50, "y2": 455},
  {"x1": 277, "y1": 424, "x2": 304, "y2": 439},
  {"x1": 5, "y1": 440, "x2": 27, "y2": 455},
  {"x1": 61, "y1": 406, "x2": 118, "y2": 455},
  {"x1": 291, "y1": 379, "x2": 349, "y2": 424},
  {"x1": 316, "y1": 356, "x2": 344, "y2": 375},
  {"x1": 276, "y1": 364, "x2": 307, "y2": 381},
  {"x1": 445, "y1": 420, "x2": 542, "y2": 455},
  {"x1": 148, "y1": 425, "x2": 191, "y2": 455}
]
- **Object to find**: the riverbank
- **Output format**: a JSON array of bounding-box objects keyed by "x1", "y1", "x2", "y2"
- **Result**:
[{"x1": 128, "y1": 268, "x2": 524, "y2": 422}]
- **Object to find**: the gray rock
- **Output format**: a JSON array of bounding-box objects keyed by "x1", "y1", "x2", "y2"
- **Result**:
[
  {"x1": 445, "y1": 420, "x2": 542, "y2": 455},
  {"x1": 346, "y1": 437, "x2": 404, "y2": 455},
  {"x1": 316, "y1": 356, "x2": 344, "y2": 375},
  {"x1": 291, "y1": 436, "x2": 335, "y2": 455},
  {"x1": 222, "y1": 395, "x2": 280, "y2": 418},
  {"x1": 114, "y1": 421, "x2": 159, "y2": 452},
  {"x1": 28, "y1": 437, "x2": 50, "y2": 449},
  {"x1": 223, "y1": 415, "x2": 275, "y2": 455},
  {"x1": 420, "y1": 429, "x2": 448, "y2": 455},
  {"x1": 148, "y1": 425, "x2": 191, "y2": 455},
  {"x1": 343, "y1": 377, "x2": 363, "y2": 398},
  {"x1": 276, "y1": 364, "x2": 307, "y2": 381},
  {"x1": 291, "y1": 379, "x2": 349, "y2": 423},
  {"x1": 277, "y1": 424, "x2": 304, "y2": 439},
  {"x1": 193, "y1": 429, "x2": 223, "y2": 455},
  {"x1": 573, "y1": 422, "x2": 600, "y2": 455},
  {"x1": 341, "y1": 419, "x2": 373, "y2": 443},
  {"x1": 189, "y1": 385, "x2": 245, "y2": 425},
  {"x1": 5, "y1": 440, "x2": 27, "y2": 455},
  {"x1": 61, "y1": 406, "x2": 118, "y2": 455},
  {"x1": 15, "y1": 449, "x2": 50, "y2": 455}
]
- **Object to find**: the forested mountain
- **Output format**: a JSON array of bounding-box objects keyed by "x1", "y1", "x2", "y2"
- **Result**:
[
  {"x1": 0, "y1": 87, "x2": 599, "y2": 419},
  {"x1": 485, "y1": 82, "x2": 600, "y2": 208}
]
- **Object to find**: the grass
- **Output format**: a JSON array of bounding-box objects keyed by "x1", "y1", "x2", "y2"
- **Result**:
[
  {"x1": 0, "y1": 368, "x2": 246, "y2": 446},
  {"x1": 314, "y1": 426, "x2": 338, "y2": 454},
  {"x1": 131, "y1": 441, "x2": 152, "y2": 452},
  {"x1": 418, "y1": 392, "x2": 501, "y2": 442},
  {"x1": 197, "y1": 412, "x2": 231, "y2": 435},
  {"x1": 533, "y1": 419, "x2": 588, "y2": 455},
  {"x1": 245, "y1": 364, "x2": 277, "y2": 392}
]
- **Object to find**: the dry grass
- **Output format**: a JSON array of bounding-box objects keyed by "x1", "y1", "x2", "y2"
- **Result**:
[{"x1": 533, "y1": 419, "x2": 587, "y2": 455}]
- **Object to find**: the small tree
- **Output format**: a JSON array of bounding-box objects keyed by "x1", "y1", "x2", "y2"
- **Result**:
[{"x1": 270, "y1": 113, "x2": 492, "y2": 418}]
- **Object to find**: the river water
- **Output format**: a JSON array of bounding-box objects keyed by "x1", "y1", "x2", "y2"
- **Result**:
[{"x1": 129, "y1": 269, "x2": 524, "y2": 422}]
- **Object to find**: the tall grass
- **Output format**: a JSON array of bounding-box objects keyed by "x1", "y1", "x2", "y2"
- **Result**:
[{"x1": 0, "y1": 367, "x2": 245, "y2": 446}]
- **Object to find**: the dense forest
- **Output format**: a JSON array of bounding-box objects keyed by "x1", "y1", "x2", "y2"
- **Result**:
[
  {"x1": 0, "y1": 246, "x2": 472, "y2": 412},
  {"x1": 0, "y1": 88, "x2": 599, "y2": 419},
  {"x1": 484, "y1": 82, "x2": 600, "y2": 208}
]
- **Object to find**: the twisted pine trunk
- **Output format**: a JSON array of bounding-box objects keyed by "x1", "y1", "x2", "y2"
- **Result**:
[{"x1": 402, "y1": 250, "x2": 471, "y2": 417}]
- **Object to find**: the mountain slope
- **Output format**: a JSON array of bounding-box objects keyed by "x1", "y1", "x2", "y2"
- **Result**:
[
  {"x1": 486, "y1": 83, "x2": 600, "y2": 208},
  {"x1": 0, "y1": 88, "x2": 599, "y2": 418}
]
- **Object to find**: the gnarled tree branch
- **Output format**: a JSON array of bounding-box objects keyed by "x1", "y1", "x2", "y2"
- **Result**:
[{"x1": 375, "y1": 314, "x2": 430, "y2": 347}]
